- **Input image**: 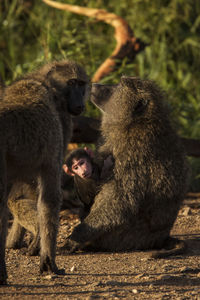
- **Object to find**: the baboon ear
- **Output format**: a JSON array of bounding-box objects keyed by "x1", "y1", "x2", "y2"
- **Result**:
[{"x1": 121, "y1": 76, "x2": 142, "y2": 92}]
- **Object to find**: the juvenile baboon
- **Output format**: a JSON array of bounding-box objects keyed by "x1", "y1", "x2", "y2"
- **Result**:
[
  {"x1": 0, "y1": 60, "x2": 89, "y2": 285},
  {"x1": 61, "y1": 76, "x2": 189, "y2": 255},
  {"x1": 7, "y1": 181, "x2": 40, "y2": 256}
]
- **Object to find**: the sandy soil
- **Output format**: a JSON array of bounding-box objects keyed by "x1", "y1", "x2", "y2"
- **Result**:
[{"x1": 1, "y1": 195, "x2": 200, "y2": 300}]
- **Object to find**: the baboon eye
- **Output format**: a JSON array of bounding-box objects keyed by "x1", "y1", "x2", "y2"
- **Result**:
[{"x1": 67, "y1": 79, "x2": 77, "y2": 86}]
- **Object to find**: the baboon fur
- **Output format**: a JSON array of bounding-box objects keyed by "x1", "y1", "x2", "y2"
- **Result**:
[
  {"x1": 63, "y1": 76, "x2": 189, "y2": 254},
  {"x1": 0, "y1": 60, "x2": 89, "y2": 284},
  {"x1": 7, "y1": 181, "x2": 40, "y2": 256},
  {"x1": 7, "y1": 174, "x2": 83, "y2": 256}
]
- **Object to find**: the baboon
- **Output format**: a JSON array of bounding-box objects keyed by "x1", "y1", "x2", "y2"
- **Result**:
[
  {"x1": 63, "y1": 148, "x2": 113, "y2": 218},
  {"x1": 7, "y1": 181, "x2": 40, "y2": 256},
  {"x1": 0, "y1": 60, "x2": 89, "y2": 285},
  {"x1": 61, "y1": 76, "x2": 189, "y2": 255}
]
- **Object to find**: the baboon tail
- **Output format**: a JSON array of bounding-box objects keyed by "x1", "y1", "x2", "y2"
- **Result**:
[{"x1": 150, "y1": 237, "x2": 187, "y2": 259}]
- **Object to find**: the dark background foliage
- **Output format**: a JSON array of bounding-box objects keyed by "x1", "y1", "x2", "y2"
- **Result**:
[{"x1": 0, "y1": 0, "x2": 200, "y2": 190}]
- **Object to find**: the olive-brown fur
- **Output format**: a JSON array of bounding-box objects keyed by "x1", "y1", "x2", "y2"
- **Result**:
[
  {"x1": 0, "y1": 60, "x2": 89, "y2": 284},
  {"x1": 7, "y1": 182, "x2": 40, "y2": 256},
  {"x1": 65, "y1": 76, "x2": 189, "y2": 253}
]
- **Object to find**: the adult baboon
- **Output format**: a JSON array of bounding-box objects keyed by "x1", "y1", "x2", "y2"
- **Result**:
[
  {"x1": 62, "y1": 76, "x2": 189, "y2": 255},
  {"x1": 0, "y1": 60, "x2": 89, "y2": 285}
]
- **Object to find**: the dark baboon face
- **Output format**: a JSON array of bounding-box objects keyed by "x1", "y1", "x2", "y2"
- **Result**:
[
  {"x1": 65, "y1": 79, "x2": 87, "y2": 116},
  {"x1": 46, "y1": 61, "x2": 90, "y2": 116}
]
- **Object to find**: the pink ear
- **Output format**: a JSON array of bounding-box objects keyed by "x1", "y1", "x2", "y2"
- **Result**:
[
  {"x1": 62, "y1": 164, "x2": 74, "y2": 176},
  {"x1": 84, "y1": 146, "x2": 94, "y2": 158}
]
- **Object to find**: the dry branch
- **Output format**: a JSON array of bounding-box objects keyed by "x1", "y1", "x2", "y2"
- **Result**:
[{"x1": 42, "y1": 0, "x2": 145, "y2": 81}]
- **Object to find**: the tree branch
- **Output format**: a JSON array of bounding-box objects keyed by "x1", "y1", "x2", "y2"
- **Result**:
[{"x1": 42, "y1": 0, "x2": 145, "y2": 81}]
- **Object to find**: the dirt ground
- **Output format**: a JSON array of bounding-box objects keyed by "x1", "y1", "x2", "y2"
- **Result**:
[{"x1": 1, "y1": 194, "x2": 200, "y2": 300}]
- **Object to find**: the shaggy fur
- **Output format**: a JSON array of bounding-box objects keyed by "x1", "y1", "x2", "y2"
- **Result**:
[
  {"x1": 64, "y1": 76, "x2": 189, "y2": 253},
  {"x1": 7, "y1": 182, "x2": 40, "y2": 256},
  {"x1": 0, "y1": 60, "x2": 89, "y2": 284}
]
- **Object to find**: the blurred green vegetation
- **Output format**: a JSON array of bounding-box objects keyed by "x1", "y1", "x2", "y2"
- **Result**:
[{"x1": 0, "y1": 0, "x2": 200, "y2": 190}]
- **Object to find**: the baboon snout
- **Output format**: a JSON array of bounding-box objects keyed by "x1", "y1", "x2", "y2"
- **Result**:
[{"x1": 91, "y1": 83, "x2": 116, "y2": 111}]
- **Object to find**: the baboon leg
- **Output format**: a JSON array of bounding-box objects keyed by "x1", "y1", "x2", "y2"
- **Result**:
[
  {"x1": 6, "y1": 219, "x2": 26, "y2": 249},
  {"x1": 38, "y1": 165, "x2": 61, "y2": 274},
  {"x1": 27, "y1": 230, "x2": 40, "y2": 256},
  {"x1": 0, "y1": 155, "x2": 8, "y2": 285},
  {"x1": 64, "y1": 183, "x2": 121, "y2": 251}
]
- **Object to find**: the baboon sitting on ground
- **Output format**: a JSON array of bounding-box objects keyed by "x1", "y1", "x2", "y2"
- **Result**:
[
  {"x1": 61, "y1": 76, "x2": 189, "y2": 255},
  {"x1": 0, "y1": 60, "x2": 89, "y2": 285}
]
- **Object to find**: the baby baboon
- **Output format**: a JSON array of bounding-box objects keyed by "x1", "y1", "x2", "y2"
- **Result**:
[
  {"x1": 63, "y1": 148, "x2": 113, "y2": 218},
  {"x1": 0, "y1": 60, "x2": 89, "y2": 285},
  {"x1": 62, "y1": 76, "x2": 189, "y2": 255}
]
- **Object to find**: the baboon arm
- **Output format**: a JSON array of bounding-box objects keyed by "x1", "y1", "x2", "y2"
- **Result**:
[
  {"x1": 6, "y1": 220, "x2": 26, "y2": 249},
  {"x1": 70, "y1": 187, "x2": 125, "y2": 244}
]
